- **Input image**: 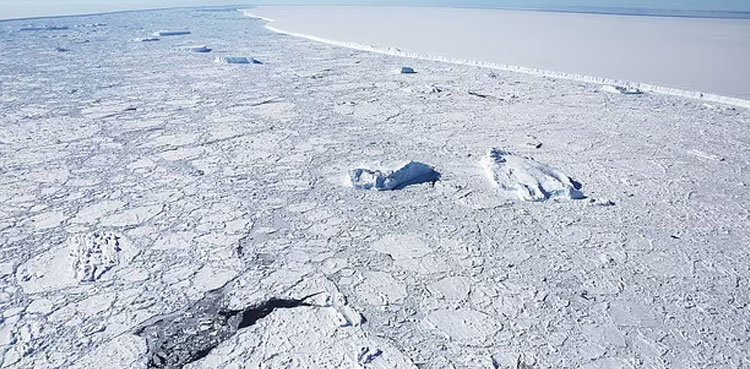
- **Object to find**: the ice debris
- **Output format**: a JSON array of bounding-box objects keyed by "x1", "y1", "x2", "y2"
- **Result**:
[
  {"x1": 214, "y1": 56, "x2": 262, "y2": 64},
  {"x1": 601, "y1": 85, "x2": 643, "y2": 95},
  {"x1": 69, "y1": 231, "x2": 123, "y2": 282},
  {"x1": 153, "y1": 30, "x2": 190, "y2": 36},
  {"x1": 483, "y1": 149, "x2": 584, "y2": 202},
  {"x1": 400, "y1": 66, "x2": 416, "y2": 74},
  {"x1": 348, "y1": 161, "x2": 440, "y2": 190}
]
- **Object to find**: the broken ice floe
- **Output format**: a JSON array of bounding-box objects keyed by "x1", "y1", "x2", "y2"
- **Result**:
[
  {"x1": 214, "y1": 56, "x2": 262, "y2": 64},
  {"x1": 348, "y1": 161, "x2": 440, "y2": 190},
  {"x1": 601, "y1": 85, "x2": 643, "y2": 95},
  {"x1": 400, "y1": 66, "x2": 416, "y2": 74},
  {"x1": 483, "y1": 149, "x2": 584, "y2": 202},
  {"x1": 183, "y1": 45, "x2": 211, "y2": 53},
  {"x1": 136, "y1": 290, "x2": 318, "y2": 368},
  {"x1": 153, "y1": 30, "x2": 191, "y2": 36},
  {"x1": 68, "y1": 231, "x2": 123, "y2": 282}
]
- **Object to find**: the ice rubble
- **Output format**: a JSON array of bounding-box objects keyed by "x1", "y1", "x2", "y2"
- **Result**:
[
  {"x1": 483, "y1": 149, "x2": 584, "y2": 202},
  {"x1": 184, "y1": 45, "x2": 212, "y2": 53},
  {"x1": 348, "y1": 161, "x2": 440, "y2": 190},
  {"x1": 68, "y1": 231, "x2": 123, "y2": 282},
  {"x1": 153, "y1": 30, "x2": 191, "y2": 36},
  {"x1": 601, "y1": 85, "x2": 643, "y2": 95},
  {"x1": 400, "y1": 66, "x2": 416, "y2": 74},
  {"x1": 215, "y1": 56, "x2": 262, "y2": 64}
]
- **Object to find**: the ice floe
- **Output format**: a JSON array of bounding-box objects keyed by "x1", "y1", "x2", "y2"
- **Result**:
[
  {"x1": 153, "y1": 30, "x2": 191, "y2": 36},
  {"x1": 348, "y1": 161, "x2": 440, "y2": 190},
  {"x1": 136, "y1": 37, "x2": 160, "y2": 42},
  {"x1": 483, "y1": 149, "x2": 584, "y2": 201},
  {"x1": 68, "y1": 231, "x2": 124, "y2": 282},
  {"x1": 215, "y1": 56, "x2": 262, "y2": 64},
  {"x1": 400, "y1": 66, "x2": 416, "y2": 74}
]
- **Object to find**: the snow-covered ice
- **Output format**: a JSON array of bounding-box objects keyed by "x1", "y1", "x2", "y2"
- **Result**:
[
  {"x1": 348, "y1": 161, "x2": 440, "y2": 190},
  {"x1": 0, "y1": 7, "x2": 749, "y2": 369},
  {"x1": 483, "y1": 149, "x2": 585, "y2": 201},
  {"x1": 68, "y1": 231, "x2": 124, "y2": 282}
]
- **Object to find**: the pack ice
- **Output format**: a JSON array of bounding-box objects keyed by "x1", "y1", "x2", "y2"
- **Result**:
[
  {"x1": 348, "y1": 161, "x2": 440, "y2": 190},
  {"x1": 483, "y1": 149, "x2": 584, "y2": 201}
]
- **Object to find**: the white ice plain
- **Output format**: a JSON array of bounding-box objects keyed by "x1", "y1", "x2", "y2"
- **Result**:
[{"x1": 0, "y1": 6, "x2": 749, "y2": 369}]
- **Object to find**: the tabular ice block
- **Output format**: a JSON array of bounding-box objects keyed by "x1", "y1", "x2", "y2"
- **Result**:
[
  {"x1": 348, "y1": 161, "x2": 440, "y2": 191},
  {"x1": 153, "y1": 30, "x2": 191, "y2": 36},
  {"x1": 483, "y1": 149, "x2": 584, "y2": 201},
  {"x1": 184, "y1": 45, "x2": 212, "y2": 53},
  {"x1": 215, "y1": 56, "x2": 262, "y2": 64},
  {"x1": 68, "y1": 231, "x2": 124, "y2": 282},
  {"x1": 400, "y1": 66, "x2": 416, "y2": 74}
]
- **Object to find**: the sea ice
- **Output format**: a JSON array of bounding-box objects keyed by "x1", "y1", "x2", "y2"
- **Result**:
[
  {"x1": 348, "y1": 161, "x2": 439, "y2": 190},
  {"x1": 136, "y1": 37, "x2": 160, "y2": 42},
  {"x1": 400, "y1": 66, "x2": 416, "y2": 74},
  {"x1": 153, "y1": 30, "x2": 191, "y2": 36},
  {"x1": 68, "y1": 231, "x2": 124, "y2": 282},
  {"x1": 215, "y1": 56, "x2": 262, "y2": 64},
  {"x1": 483, "y1": 149, "x2": 584, "y2": 202}
]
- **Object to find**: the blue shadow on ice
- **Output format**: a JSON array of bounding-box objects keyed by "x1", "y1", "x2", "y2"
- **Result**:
[{"x1": 349, "y1": 161, "x2": 440, "y2": 191}]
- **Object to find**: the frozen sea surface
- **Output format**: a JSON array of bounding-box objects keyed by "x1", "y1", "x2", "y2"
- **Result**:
[{"x1": 0, "y1": 7, "x2": 749, "y2": 369}]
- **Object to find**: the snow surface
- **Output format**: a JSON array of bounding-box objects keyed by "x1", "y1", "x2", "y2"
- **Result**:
[
  {"x1": 0, "y1": 7, "x2": 749, "y2": 369},
  {"x1": 247, "y1": 6, "x2": 750, "y2": 103}
]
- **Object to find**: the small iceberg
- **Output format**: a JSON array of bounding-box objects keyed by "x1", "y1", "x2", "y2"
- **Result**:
[
  {"x1": 215, "y1": 56, "x2": 262, "y2": 64},
  {"x1": 483, "y1": 149, "x2": 584, "y2": 202},
  {"x1": 137, "y1": 37, "x2": 160, "y2": 42},
  {"x1": 348, "y1": 161, "x2": 440, "y2": 191},
  {"x1": 20, "y1": 25, "x2": 69, "y2": 31},
  {"x1": 184, "y1": 45, "x2": 211, "y2": 53},
  {"x1": 601, "y1": 85, "x2": 643, "y2": 95},
  {"x1": 153, "y1": 30, "x2": 191, "y2": 36},
  {"x1": 400, "y1": 66, "x2": 417, "y2": 74}
]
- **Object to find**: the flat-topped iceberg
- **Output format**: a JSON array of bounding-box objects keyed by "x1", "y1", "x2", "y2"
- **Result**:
[
  {"x1": 184, "y1": 45, "x2": 212, "y2": 53},
  {"x1": 483, "y1": 149, "x2": 584, "y2": 201},
  {"x1": 153, "y1": 30, "x2": 191, "y2": 36},
  {"x1": 348, "y1": 161, "x2": 440, "y2": 191},
  {"x1": 215, "y1": 56, "x2": 262, "y2": 64},
  {"x1": 400, "y1": 66, "x2": 416, "y2": 74}
]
